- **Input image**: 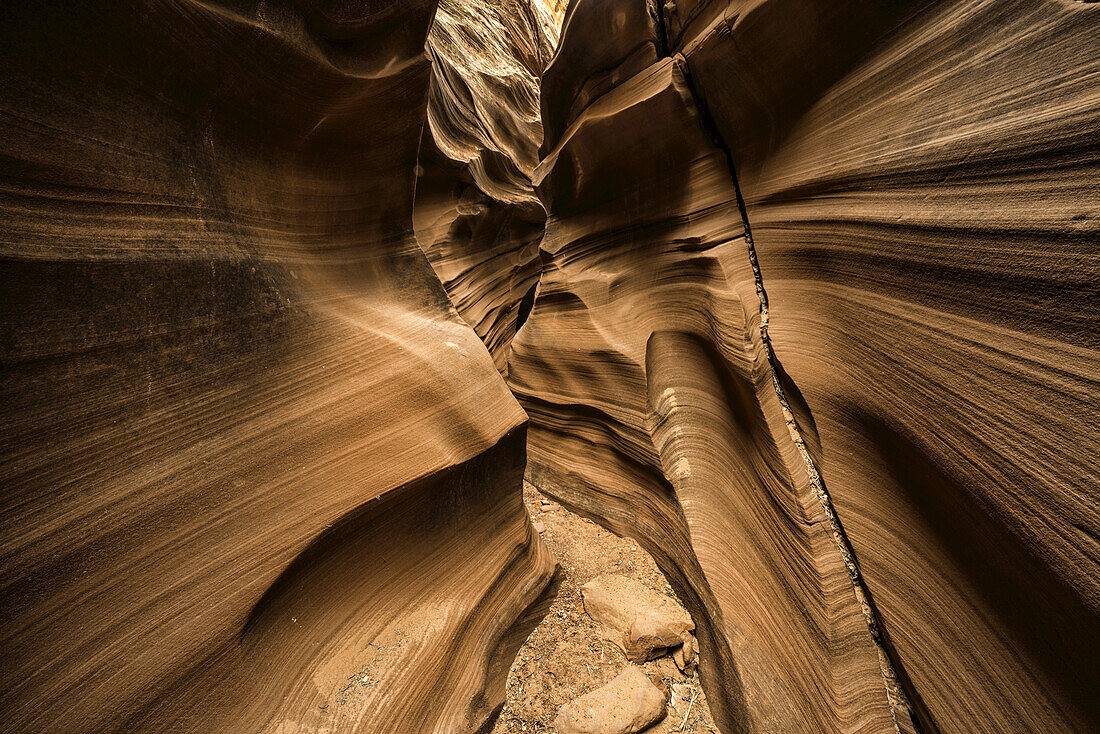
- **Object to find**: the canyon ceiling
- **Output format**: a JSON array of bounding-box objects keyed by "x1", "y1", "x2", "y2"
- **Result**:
[{"x1": 1, "y1": 1, "x2": 1097, "y2": 733}]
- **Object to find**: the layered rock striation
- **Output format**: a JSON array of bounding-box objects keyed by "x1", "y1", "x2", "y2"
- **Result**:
[
  {"x1": 2, "y1": 1, "x2": 1097, "y2": 733},
  {"x1": 415, "y1": 0, "x2": 560, "y2": 372},
  {"x1": 510, "y1": 9, "x2": 908, "y2": 728},
  {"x1": 0, "y1": 2, "x2": 554, "y2": 732},
  {"x1": 681, "y1": 1, "x2": 1100, "y2": 731},
  {"x1": 514, "y1": 0, "x2": 1100, "y2": 732}
]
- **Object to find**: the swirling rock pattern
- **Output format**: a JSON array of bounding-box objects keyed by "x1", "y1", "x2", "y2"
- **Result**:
[
  {"x1": 414, "y1": 0, "x2": 560, "y2": 372},
  {"x1": 2, "y1": 0, "x2": 1097, "y2": 732},
  {"x1": 0, "y1": 1, "x2": 553, "y2": 732},
  {"x1": 695, "y1": 1, "x2": 1100, "y2": 731},
  {"x1": 516, "y1": 0, "x2": 1099, "y2": 732},
  {"x1": 512, "y1": 36, "x2": 906, "y2": 733}
]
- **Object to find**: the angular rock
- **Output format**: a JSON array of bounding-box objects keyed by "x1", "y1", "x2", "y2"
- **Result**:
[
  {"x1": 539, "y1": 0, "x2": 662, "y2": 153},
  {"x1": 672, "y1": 632, "x2": 696, "y2": 674},
  {"x1": 582, "y1": 574, "x2": 694, "y2": 663},
  {"x1": 554, "y1": 665, "x2": 667, "y2": 734}
]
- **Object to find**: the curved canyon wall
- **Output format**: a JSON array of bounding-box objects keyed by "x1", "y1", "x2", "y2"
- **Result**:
[
  {"x1": 1, "y1": 1, "x2": 1097, "y2": 733},
  {"x1": 415, "y1": 0, "x2": 560, "y2": 372},
  {"x1": 510, "y1": 4, "x2": 910, "y2": 730},
  {"x1": 0, "y1": 2, "x2": 555, "y2": 732},
  {"x1": 700, "y1": 2, "x2": 1100, "y2": 731},
  {"x1": 514, "y1": 0, "x2": 1099, "y2": 732}
]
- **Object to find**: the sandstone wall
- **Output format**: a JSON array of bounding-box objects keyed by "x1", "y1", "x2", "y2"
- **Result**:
[
  {"x1": 414, "y1": 0, "x2": 559, "y2": 373},
  {"x1": 0, "y1": 2, "x2": 553, "y2": 731},
  {"x1": 515, "y1": 0, "x2": 1099, "y2": 732}
]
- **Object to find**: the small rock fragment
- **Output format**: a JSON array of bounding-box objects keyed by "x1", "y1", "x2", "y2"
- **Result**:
[
  {"x1": 672, "y1": 631, "x2": 696, "y2": 673},
  {"x1": 532, "y1": 520, "x2": 547, "y2": 533},
  {"x1": 581, "y1": 574, "x2": 694, "y2": 663},
  {"x1": 671, "y1": 645, "x2": 688, "y2": 672},
  {"x1": 671, "y1": 683, "x2": 693, "y2": 714},
  {"x1": 554, "y1": 665, "x2": 666, "y2": 734}
]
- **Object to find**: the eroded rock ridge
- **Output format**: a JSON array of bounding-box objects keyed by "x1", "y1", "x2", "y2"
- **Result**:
[
  {"x1": 512, "y1": 0, "x2": 1099, "y2": 732},
  {"x1": 1, "y1": 1, "x2": 1097, "y2": 733},
  {"x1": 0, "y1": 2, "x2": 555, "y2": 732}
]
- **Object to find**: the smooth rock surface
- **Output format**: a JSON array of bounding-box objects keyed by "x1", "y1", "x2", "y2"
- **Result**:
[
  {"x1": 3, "y1": 1, "x2": 1098, "y2": 733},
  {"x1": 675, "y1": 0, "x2": 1100, "y2": 731},
  {"x1": 0, "y1": 2, "x2": 558, "y2": 732},
  {"x1": 554, "y1": 665, "x2": 667, "y2": 734},
  {"x1": 582, "y1": 574, "x2": 694, "y2": 663},
  {"x1": 512, "y1": 43, "x2": 901, "y2": 733},
  {"x1": 513, "y1": 0, "x2": 1100, "y2": 732},
  {"x1": 415, "y1": 0, "x2": 559, "y2": 373}
]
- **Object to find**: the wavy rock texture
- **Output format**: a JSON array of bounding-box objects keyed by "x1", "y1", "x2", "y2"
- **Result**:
[
  {"x1": 678, "y1": 1, "x2": 1100, "y2": 731},
  {"x1": 515, "y1": 0, "x2": 1099, "y2": 733},
  {"x1": 414, "y1": 0, "x2": 560, "y2": 372},
  {"x1": 0, "y1": 2, "x2": 554, "y2": 732},
  {"x1": 511, "y1": 35, "x2": 905, "y2": 734},
  {"x1": 2, "y1": 0, "x2": 1097, "y2": 733}
]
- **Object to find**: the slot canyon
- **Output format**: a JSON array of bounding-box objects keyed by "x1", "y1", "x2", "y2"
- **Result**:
[{"x1": 1, "y1": 0, "x2": 1097, "y2": 732}]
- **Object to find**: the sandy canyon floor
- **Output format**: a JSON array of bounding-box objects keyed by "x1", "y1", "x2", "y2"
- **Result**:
[{"x1": 490, "y1": 484, "x2": 719, "y2": 734}]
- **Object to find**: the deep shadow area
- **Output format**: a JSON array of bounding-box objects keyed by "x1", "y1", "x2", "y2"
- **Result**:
[{"x1": 856, "y1": 411, "x2": 1100, "y2": 728}]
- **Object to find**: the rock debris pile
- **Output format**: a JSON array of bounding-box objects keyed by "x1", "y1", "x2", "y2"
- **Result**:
[
  {"x1": 581, "y1": 575, "x2": 696, "y2": 666},
  {"x1": 492, "y1": 485, "x2": 718, "y2": 734},
  {"x1": 551, "y1": 575, "x2": 703, "y2": 734}
]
